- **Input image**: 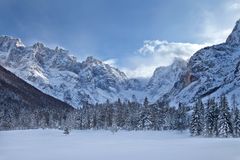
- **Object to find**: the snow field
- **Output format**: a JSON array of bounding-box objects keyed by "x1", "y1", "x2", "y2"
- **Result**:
[{"x1": 0, "y1": 129, "x2": 240, "y2": 160}]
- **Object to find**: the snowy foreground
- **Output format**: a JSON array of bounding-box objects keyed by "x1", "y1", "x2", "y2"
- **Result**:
[{"x1": 0, "y1": 129, "x2": 240, "y2": 160}]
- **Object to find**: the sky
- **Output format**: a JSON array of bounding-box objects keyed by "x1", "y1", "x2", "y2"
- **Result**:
[{"x1": 0, "y1": 0, "x2": 240, "y2": 77}]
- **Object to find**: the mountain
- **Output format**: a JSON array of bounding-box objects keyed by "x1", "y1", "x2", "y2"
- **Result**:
[
  {"x1": 146, "y1": 58, "x2": 187, "y2": 102},
  {"x1": 4, "y1": 19, "x2": 239, "y2": 108},
  {"x1": 0, "y1": 64, "x2": 74, "y2": 130},
  {"x1": 164, "y1": 19, "x2": 240, "y2": 106},
  {"x1": 2, "y1": 17, "x2": 240, "y2": 109},
  {"x1": 0, "y1": 36, "x2": 131, "y2": 107},
  {"x1": 0, "y1": 35, "x2": 184, "y2": 107}
]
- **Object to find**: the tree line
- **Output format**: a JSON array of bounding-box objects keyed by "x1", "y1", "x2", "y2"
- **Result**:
[
  {"x1": 1, "y1": 93, "x2": 240, "y2": 138},
  {"x1": 190, "y1": 95, "x2": 240, "y2": 138},
  {"x1": 71, "y1": 98, "x2": 190, "y2": 131}
]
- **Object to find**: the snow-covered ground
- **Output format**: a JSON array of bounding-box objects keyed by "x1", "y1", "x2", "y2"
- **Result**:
[{"x1": 0, "y1": 129, "x2": 240, "y2": 160}]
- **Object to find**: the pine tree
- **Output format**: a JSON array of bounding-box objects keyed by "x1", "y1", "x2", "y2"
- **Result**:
[
  {"x1": 106, "y1": 101, "x2": 113, "y2": 128},
  {"x1": 218, "y1": 95, "x2": 233, "y2": 138},
  {"x1": 190, "y1": 99, "x2": 204, "y2": 136},
  {"x1": 97, "y1": 103, "x2": 107, "y2": 129},
  {"x1": 175, "y1": 103, "x2": 188, "y2": 132},
  {"x1": 149, "y1": 104, "x2": 159, "y2": 130},
  {"x1": 124, "y1": 101, "x2": 141, "y2": 130},
  {"x1": 151, "y1": 102, "x2": 167, "y2": 130},
  {"x1": 139, "y1": 97, "x2": 152, "y2": 129},
  {"x1": 232, "y1": 107, "x2": 240, "y2": 137},
  {"x1": 114, "y1": 98, "x2": 125, "y2": 128},
  {"x1": 205, "y1": 98, "x2": 218, "y2": 137},
  {"x1": 165, "y1": 106, "x2": 177, "y2": 130}
]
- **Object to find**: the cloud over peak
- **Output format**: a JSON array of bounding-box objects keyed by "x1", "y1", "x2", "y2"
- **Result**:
[{"x1": 121, "y1": 40, "x2": 206, "y2": 78}]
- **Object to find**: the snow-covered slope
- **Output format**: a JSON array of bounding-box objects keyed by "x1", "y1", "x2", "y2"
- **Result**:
[
  {"x1": 146, "y1": 58, "x2": 187, "y2": 102},
  {"x1": 0, "y1": 37, "x2": 131, "y2": 107},
  {"x1": 0, "y1": 36, "x2": 183, "y2": 107},
  {"x1": 2, "y1": 18, "x2": 240, "y2": 108},
  {"x1": 3, "y1": 20, "x2": 239, "y2": 108},
  {"x1": 164, "y1": 19, "x2": 240, "y2": 106}
]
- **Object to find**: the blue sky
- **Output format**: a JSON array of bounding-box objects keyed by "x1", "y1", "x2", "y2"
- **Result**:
[{"x1": 0, "y1": 0, "x2": 240, "y2": 77}]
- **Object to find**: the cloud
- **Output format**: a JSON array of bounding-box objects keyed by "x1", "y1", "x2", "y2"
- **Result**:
[
  {"x1": 228, "y1": 1, "x2": 240, "y2": 10},
  {"x1": 103, "y1": 58, "x2": 117, "y2": 67},
  {"x1": 122, "y1": 1, "x2": 240, "y2": 78},
  {"x1": 122, "y1": 65, "x2": 157, "y2": 79},
  {"x1": 121, "y1": 41, "x2": 206, "y2": 78},
  {"x1": 111, "y1": 1, "x2": 240, "y2": 79},
  {"x1": 197, "y1": 0, "x2": 240, "y2": 44},
  {"x1": 198, "y1": 13, "x2": 232, "y2": 44},
  {"x1": 138, "y1": 40, "x2": 206, "y2": 60}
]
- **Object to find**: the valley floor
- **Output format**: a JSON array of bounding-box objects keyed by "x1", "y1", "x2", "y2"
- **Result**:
[{"x1": 0, "y1": 129, "x2": 240, "y2": 160}]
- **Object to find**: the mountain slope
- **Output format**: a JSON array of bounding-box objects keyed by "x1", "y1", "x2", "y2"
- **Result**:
[
  {"x1": 0, "y1": 37, "x2": 131, "y2": 107},
  {"x1": 0, "y1": 65, "x2": 74, "y2": 130},
  {"x1": 0, "y1": 35, "x2": 184, "y2": 107},
  {"x1": 164, "y1": 19, "x2": 240, "y2": 106},
  {"x1": 146, "y1": 58, "x2": 187, "y2": 102},
  {"x1": 2, "y1": 18, "x2": 240, "y2": 108}
]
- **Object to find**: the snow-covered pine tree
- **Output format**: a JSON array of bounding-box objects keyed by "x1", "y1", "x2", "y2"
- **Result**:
[
  {"x1": 165, "y1": 106, "x2": 177, "y2": 130},
  {"x1": 155, "y1": 102, "x2": 167, "y2": 130},
  {"x1": 82, "y1": 103, "x2": 91, "y2": 129},
  {"x1": 175, "y1": 103, "x2": 188, "y2": 132},
  {"x1": 199, "y1": 99, "x2": 205, "y2": 125},
  {"x1": 232, "y1": 107, "x2": 240, "y2": 137},
  {"x1": 149, "y1": 102, "x2": 166, "y2": 130},
  {"x1": 91, "y1": 108, "x2": 97, "y2": 129},
  {"x1": 105, "y1": 101, "x2": 113, "y2": 128},
  {"x1": 190, "y1": 99, "x2": 204, "y2": 136},
  {"x1": 114, "y1": 98, "x2": 125, "y2": 128},
  {"x1": 205, "y1": 98, "x2": 218, "y2": 137},
  {"x1": 218, "y1": 95, "x2": 233, "y2": 138},
  {"x1": 139, "y1": 97, "x2": 152, "y2": 130},
  {"x1": 124, "y1": 101, "x2": 140, "y2": 130},
  {"x1": 97, "y1": 103, "x2": 107, "y2": 129},
  {"x1": 190, "y1": 103, "x2": 199, "y2": 136}
]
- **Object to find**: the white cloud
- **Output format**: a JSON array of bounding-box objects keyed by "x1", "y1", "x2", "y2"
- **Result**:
[
  {"x1": 103, "y1": 58, "x2": 117, "y2": 67},
  {"x1": 120, "y1": 0, "x2": 240, "y2": 78},
  {"x1": 198, "y1": 14, "x2": 232, "y2": 44},
  {"x1": 138, "y1": 40, "x2": 206, "y2": 60},
  {"x1": 121, "y1": 41, "x2": 206, "y2": 78},
  {"x1": 122, "y1": 65, "x2": 157, "y2": 78},
  {"x1": 197, "y1": 0, "x2": 240, "y2": 44},
  {"x1": 228, "y1": 1, "x2": 240, "y2": 10}
]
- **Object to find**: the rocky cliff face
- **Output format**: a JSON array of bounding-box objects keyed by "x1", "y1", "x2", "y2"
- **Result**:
[
  {"x1": 146, "y1": 58, "x2": 187, "y2": 102},
  {"x1": 164, "y1": 19, "x2": 240, "y2": 106}
]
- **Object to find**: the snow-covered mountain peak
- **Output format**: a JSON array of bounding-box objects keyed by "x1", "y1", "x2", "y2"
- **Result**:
[
  {"x1": 54, "y1": 46, "x2": 68, "y2": 53},
  {"x1": 0, "y1": 35, "x2": 24, "y2": 52},
  {"x1": 83, "y1": 56, "x2": 103, "y2": 66},
  {"x1": 162, "y1": 19, "x2": 240, "y2": 106},
  {"x1": 81, "y1": 56, "x2": 128, "y2": 82},
  {"x1": 171, "y1": 57, "x2": 187, "y2": 69},
  {"x1": 226, "y1": 19, "x2": 240, "y2": 47},
  {"x1": 32, "y1": 42, "x2": 45, "y2": 50},
  {"x1": 0, "y1": 36, "x2": 138, "y2": 107},
  {"x1": 0, "y1": 35, "x2": 199, "y2": 107},
  {"x1": 146, "y1": 58, "x2": 187, "y2": 102},
  {"x1": 152, "y1": 58, "x2": 187, "y2": 77}
]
